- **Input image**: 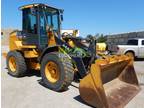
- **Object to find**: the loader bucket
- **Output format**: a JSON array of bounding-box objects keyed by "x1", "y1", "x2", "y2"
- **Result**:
[{"x1": 79, "y1": 55, "x2": 140, "y2": 108}]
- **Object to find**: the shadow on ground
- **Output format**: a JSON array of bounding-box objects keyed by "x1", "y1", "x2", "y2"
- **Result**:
[
  {"x1": 25, "y1": 69, "x2": 41, "y2": 77},
  {"x1": 74, "y1": 95, "x2": 94, "y2": 108},
  {"x1": 37, "y1": 78, "x2": 69, "y2": 92},
  {"x1": 5, "y1": 67, "x2": 41, "y2": 77},
  {"x1": 70, "y1": 83, "x2": 79, "y2": 89},
  {"x1": 135, "y1": 58, "x2": 144, "y2": 61},
  {"x1": 140, "y1": 83, "x2": 144, "y2": 86}
]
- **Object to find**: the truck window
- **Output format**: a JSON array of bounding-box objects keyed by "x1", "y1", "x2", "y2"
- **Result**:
[
  {"x1": 127, "y1": 39, "x2": 138, "y2": 45},
  {"x1": 142, "y1": 40, "x2": 144, "y2": 45}
]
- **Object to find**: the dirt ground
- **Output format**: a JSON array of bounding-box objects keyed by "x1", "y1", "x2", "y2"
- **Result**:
[{"x1": 1, "y1": 46, "x2": 144, "y2": 108}]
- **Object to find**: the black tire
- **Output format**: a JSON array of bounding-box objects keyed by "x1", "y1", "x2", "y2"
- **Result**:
[
  {"x1": 40, "y1": 52, "x2": 74, "y2": 92},
  {"x1": 125, "y1": 51, "x2": 135, "y2": 60},
  {"x1": 6, "y1": 51, "x2": 27, "y2": 77}
]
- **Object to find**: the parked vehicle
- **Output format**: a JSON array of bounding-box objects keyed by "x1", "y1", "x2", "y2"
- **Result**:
[{"x1": 108, "y1": 38, "x2": 144, "y2": 59}]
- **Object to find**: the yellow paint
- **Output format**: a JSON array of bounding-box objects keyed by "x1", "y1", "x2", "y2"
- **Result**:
[
  {"x1": 48, "y1": 32, "x2": 56, "y2": 47},
  {"x1": 79, "y1": 55, "x2": 138, "y2": 108},
  {"x1": 9, "y1": 32, "x2": 36, "y2": 51},
  {"x1": 9, "y1": 32, "x2": 20, "y2": 51},
  {"x1": 79, "y1": 63, "x2": 108, "y2": 108},
  {"x1": 45, "y1": 61, "x2": 59, "y2": 83},
  {"x1": 24, "y1": 50, "x2": 38, "y2": 58},
  {"x1": 30, "y1": 62, "x2": 40, "y2": 70},
  {"x1": 96, "y1": 43, "x2": 106, "y2": 51},
  {"x1": 20, "y1": 4, "x2": 39, "y2": 10},
  {"x1": 8, "y1": 31, "x2": 40, "y2": 70},
  {"x1": 95, "y1": 55, "x2": 130, "y2": 65},
  {"x1": 68, "y1": 40, "x2": 75, "y2": 48},
  {"x1": 96, "y1": 43, "x2": 107, "y2": 56},
  {"x1": 8, "y1": 56, "x2": 17, "y2": 72}
]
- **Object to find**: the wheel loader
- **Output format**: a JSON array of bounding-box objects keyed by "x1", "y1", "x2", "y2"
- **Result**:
[{"x1": 5, "y1": 3, "x2": 140, "y2": 108}]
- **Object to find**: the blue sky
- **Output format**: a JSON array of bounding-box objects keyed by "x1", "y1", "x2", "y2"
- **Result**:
[{"x1": 2, "y1": 0, "x2": 144, "y2": 36}]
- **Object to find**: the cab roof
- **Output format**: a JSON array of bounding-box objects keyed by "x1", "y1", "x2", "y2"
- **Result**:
[{"x1": 19, "y1": 3, "x2": 63, "y2": 12}]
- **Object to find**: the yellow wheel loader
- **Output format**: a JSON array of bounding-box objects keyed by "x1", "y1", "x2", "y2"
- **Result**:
[{"x1": 5, "y1": 3, "x2": 140, "y2": 108}]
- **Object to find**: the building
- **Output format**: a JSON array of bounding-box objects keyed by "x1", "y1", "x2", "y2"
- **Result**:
[{"x1": 106, "y1": 31, "x2": 144, "y2": 45}]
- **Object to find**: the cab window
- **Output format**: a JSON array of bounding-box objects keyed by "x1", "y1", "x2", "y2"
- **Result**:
[
  {"x1": 39, "y1": 7, "x2": 59, "y2": 35},
  {"x1": 52, "y1": 14, "x2": 59, "y2": 31},
  {"x1": 39, "y1": 11, "x2": 46, "y2": 36},
  {"x1": 23, "y1": 8, "x2": 37, "y2": 34}
]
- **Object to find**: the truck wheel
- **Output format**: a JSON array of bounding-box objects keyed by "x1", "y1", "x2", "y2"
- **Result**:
[
  {"x1": 6, "y1": 51, "x2": 27, "y2": 77},
  {"x1": 125, "y1": 52, "x2": 135, "y2": 60},
  {"x1": 40, "y1": 52, "x2": 74, "y2": 92}
]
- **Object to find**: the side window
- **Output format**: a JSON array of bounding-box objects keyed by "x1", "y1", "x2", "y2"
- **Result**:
[
  {"x1": 29, "y1": 14, "x2": 37, "y2": 34},
  {"x1": 52, "y1": 14, "x2": 58, "y2": 31},
  {"x1": 142, "y1": 40, "x2": 144, "y2": 45},
  {"x1": 39, "y1": 11, "x2": 51, "y2": 36},
  {"x1": 47, "y1": 15, "x2": 51, "y2": 26},
  {"x1": 127, "y1": 39, "x2": 138, "y2": 45},
  {"x1": 23, "y1": 8, "x2": 37, "y2": 34},
  {"x1": 40, "y1": 12, "x2": 46, "y2": 36}
]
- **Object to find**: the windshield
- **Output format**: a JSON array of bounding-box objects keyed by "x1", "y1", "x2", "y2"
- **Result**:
[{"x1": 39, "y1": 7, "x2": 59, "y2": 35}]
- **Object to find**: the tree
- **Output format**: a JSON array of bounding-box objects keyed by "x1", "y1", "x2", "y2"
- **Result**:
[
  {"x1": 86, "y1": 33, "x2": 107, "y2": 43},
  {"x1": 95, "y1": 34, "x2": 107, "y2": 43}
]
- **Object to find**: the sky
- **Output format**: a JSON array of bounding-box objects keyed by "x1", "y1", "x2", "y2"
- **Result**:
[{"x1": 2, "y1": 0, "x2": 144, "y2": 36}]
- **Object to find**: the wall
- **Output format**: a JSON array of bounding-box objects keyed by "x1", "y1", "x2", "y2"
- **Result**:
[
  {"x1": 106, "y1": 31, "x2": 144, "y2": 45},
  {"x1": 1, "y1": 29, "x2": 15, "y2": 45}
]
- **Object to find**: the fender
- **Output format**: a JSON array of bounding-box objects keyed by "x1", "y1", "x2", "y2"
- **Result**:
[
  {"x1": 124, "y1": 49, "x2": 136, "y2": 57},
  {"x1": 38, "y1": 45, "x2": 59, "y2": 63}
]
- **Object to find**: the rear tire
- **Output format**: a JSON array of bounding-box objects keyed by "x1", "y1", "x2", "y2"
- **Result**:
[
  {"x1": 40, "y1": 52, "x2": 74, "y2": 92},
  {"x1": 6, "y1": 51, "x2": 27, "y2": 77},
  {"x1": 125, "y1": 52, "x2": 135, "y2": 60}
]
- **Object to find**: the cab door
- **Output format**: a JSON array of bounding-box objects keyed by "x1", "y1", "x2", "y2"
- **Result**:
[
  {"x1": 139, "y1": 39, "x2": 144, "y2": 58},
  {"x1": 22, "y1": 8, "x2": 39, "y2": 46},
  {"x1": 38, "y1": 10, "x2": 48, "y2": 49}
]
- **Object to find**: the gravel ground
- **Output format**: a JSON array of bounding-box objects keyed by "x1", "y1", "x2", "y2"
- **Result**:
[{"x1": 1, "y1": 46, "x2": 144, "y2": 108}]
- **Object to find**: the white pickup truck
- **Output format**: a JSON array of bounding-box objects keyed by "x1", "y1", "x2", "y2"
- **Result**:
[{"x1": 108, "y1": 38, "x2": 144, "y2": 59}]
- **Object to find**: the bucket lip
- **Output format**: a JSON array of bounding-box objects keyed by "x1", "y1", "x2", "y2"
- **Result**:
[{"x1": 95, "y1": 55, "x2": 131, "y2": 66}]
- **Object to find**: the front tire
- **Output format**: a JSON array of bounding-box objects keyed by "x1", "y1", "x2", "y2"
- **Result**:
[
  {"x1": 40, "y1": 52, "x2": 74, "y2": 92},
  {"x1": 6, "y1": 51, "x2": 27, "y2": 77}
]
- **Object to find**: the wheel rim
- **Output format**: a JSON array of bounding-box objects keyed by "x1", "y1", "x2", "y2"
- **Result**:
[
  {"x1": 9, "y1": 56, "x2": 17, "y2": 72},
  {"x1": 45, "y1": 61, "x2": 60, "y2": 83}
]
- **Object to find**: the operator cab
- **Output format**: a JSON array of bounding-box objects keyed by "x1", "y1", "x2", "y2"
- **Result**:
[{"x1": 20, "y1": 3, "x2": 63, "y2": 49}]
